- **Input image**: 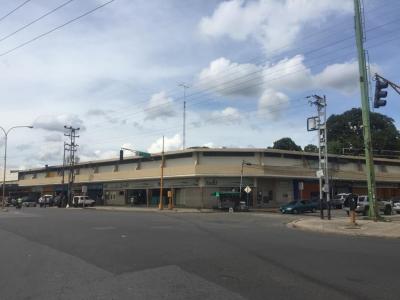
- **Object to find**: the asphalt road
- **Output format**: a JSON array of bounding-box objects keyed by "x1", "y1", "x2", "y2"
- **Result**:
[{"x1": 0, "y1": 207, "x2": 399, "y2": 300}]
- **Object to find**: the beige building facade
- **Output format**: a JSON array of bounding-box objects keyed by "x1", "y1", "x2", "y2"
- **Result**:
[{"x1": 17, "y1": 148, "x2": 400, "y2": 208}]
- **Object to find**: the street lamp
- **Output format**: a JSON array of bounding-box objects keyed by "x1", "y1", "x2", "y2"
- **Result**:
[
  {"x1": 0, "y1": 125, "x2": 33, "y2": 209},
  {"x1": 239, "y1": 160, "x2": 252, "y2": 200}
]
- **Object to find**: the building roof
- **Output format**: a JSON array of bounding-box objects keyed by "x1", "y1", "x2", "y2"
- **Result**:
[{"x1": 17, "y1": 147, "x2": 400, "y2": 174}]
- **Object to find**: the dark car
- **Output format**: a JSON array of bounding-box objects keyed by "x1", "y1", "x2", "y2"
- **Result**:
[
  {"x1": 21, "y1": 196, "x2": 37, "y2": 207},
  {"x1": 280, "y1": 200, "x2": 318, "y2": 214}
]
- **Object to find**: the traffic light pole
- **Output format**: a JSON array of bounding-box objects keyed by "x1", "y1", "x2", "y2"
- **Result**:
[{"x1": 354, "y1": 0, "x2": 378, "y2": 220}]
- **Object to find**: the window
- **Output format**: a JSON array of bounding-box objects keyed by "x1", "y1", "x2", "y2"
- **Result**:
[
  {"x1": 75, "y1": 168, "x2": 80, "y2": 175},
  {"x1": 113, "y1": 165, "x2": 119, "y2": 172},
  {"x1": 93, "y1": 166, "x2": 99, "y2": 173},
  {"x1": 32, "y1": 174, "x2": 37, "y2": 179}
]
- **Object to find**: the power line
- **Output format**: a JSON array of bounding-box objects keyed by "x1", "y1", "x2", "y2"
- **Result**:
[
  {"x1": 74, "y1": 4, "x2": 400, "y2": 120},
  {"x1": 7, "y1": 28, "x2": 400, "y2": 158},
  {"x1": 0, "y1": 0, "x2": 33, "y2": 23},
  {"x1": 85, "y1": 14, "x2": 400, "y2": 132},
  {"x1": 0, "y1": 0, "x2": 75, "y2": 44},
  {"x1": 0, "y1": 0, "x2": 116, "y2": 58}
]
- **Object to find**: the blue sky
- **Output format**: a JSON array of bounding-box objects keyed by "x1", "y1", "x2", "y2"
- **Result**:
[{"x1": 0, "y1": 0, "x2": 399, "y2": 177}]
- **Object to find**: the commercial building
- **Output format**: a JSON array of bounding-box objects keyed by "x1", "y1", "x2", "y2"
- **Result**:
[{"x1": 17, "y1": 148, "x2": 400, "y2": 208}]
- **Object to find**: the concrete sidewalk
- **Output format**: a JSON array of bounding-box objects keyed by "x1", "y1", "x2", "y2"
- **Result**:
[
  {"x1": 289, "y1": 216, "x2": 400, "y2": 239},
  {"x1": 85, "y1": 206, "x2": 215, "y2": 213}
]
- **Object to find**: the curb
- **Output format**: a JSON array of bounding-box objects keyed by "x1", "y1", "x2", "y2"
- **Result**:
[
  {"x1": 288, "y1": 218, "x2": 400, "y2": 239},
  {"x1": 85, "y1": 206, "x2": 216, "y2": 214}
]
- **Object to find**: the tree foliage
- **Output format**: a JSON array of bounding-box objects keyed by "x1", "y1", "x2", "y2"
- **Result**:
[
  {"x1": 327, "y1": 108, "x2": 400, "y2": 155},
  {"x1": 304, "y1": 144, "x2": 318, "y2": 153},
  {"x1": 272, "y1": 137, "x2": 302, "y2": 151}
]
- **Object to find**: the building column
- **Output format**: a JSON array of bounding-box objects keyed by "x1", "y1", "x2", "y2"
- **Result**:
[{"x1": 146, "y1": 188, "x2": 150, "y2": 207}]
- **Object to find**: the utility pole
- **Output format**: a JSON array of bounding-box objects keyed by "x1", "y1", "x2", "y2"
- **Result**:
[
  {"x1": 64, "y1": 126, "x2": 80, "y2": 207},
  {"x1": 61, "y1": 142, "x2": 68, "y2": 207},
  {"x1": 354, "y1": 0, "x2": 378, "y2": 220},
  {"x1": 307, "y1": 95, "x2": 330, "y2": 220},
  {"x1": 179, "y1": 83, "x2": 189, "y2": 150},
  {"x1": 159, "y1": 136, "x2": 165, "y2": 210}
]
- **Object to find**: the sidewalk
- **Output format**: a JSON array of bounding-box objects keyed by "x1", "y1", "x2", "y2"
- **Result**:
[
  {"x1": 86, "y1": 206, "x2": 215, "y2": 213},
  {"x1": 289, "y1": 216, "x2": 400, "y2": 239}
]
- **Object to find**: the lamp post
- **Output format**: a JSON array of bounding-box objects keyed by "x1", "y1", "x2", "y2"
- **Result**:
[
  {"x1": 239, "y1": 160, "x2": 252, "y2": 201},
  {"x1": 0, "y1": 125, "x2": 34, "y2": 209}
]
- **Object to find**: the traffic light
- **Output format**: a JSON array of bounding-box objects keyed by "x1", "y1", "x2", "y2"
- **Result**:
[{"x1": 374, "y1": 76, "x2": 388, "y2": 108}]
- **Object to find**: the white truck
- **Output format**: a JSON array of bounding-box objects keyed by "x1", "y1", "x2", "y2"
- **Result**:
[{"x1": 72, "y1": 196, "x2": 96, "y2": 207}]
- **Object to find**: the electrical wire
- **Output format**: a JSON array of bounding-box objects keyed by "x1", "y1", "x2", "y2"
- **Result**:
[
  {"x1": 85, "y1": 14, "x2": 400, "y2": 132},
  {"x1": 0, "y1": 0, "x2": 75, "y2": 44},
  {"x1": 0, "y1": 0, "x2": 116, "y2": 58},
  {"x1": 0, "y1": 0, "x2": 33, "y2": 23},
  {"x1": 6, "y1": 29, "x2": 400, "y2": 161}
]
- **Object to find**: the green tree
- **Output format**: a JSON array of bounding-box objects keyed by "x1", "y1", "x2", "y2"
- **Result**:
[
  {"x1": 304, "y1": 144, "x2": 318, "y2": 153},
  {"x1": 272, "y1": 137, "x2": 302, "y2": 151},
  {"x1": 327, "y1": 108, "x2": 400, "y2": 155}
]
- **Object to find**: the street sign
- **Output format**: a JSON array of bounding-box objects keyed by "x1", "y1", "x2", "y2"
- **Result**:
[
  {"x1": 244, "y1": 186, "x2": 252, "y2": 194},
  {"x1": 136, "y1": 151, "x2": 151, "y2": 158},
  {"x1": 316, "y1": 169, "x2": 324, "y2": 178}
]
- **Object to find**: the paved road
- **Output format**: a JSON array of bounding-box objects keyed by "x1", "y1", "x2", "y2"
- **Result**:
[{"x1": 0, "y1": 207, "x2": 399, "y2": 300}]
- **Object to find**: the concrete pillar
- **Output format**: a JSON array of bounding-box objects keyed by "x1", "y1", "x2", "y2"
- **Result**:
[
  {"x1": 146, "y1": 188, "x2": 150, "y2": 207},
  {"x1": 252, "y1": 177, "x2": 258, "y2": 207}
]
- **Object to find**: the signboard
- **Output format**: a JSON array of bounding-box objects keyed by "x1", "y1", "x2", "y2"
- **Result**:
[
  {"x1": 82, "y1": 185, "x2": 87, "y2": 193},
  {"x1": 298, "y1": 182, "x2": 304, "y2": 191},
  {"x1": 316, "y1": 169, "x2": 324, "y2": 178},
  {"x1": 244, "y1": 186, "x2": 252, "y2": 194}
]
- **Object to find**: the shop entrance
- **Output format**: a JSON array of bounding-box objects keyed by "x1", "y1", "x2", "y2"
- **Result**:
[{"x1": 126, "y1": 189, "x2": 147, "y2": 206}]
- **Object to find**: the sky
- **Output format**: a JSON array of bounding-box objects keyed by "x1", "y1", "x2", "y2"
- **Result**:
[{"x1": 0, "y1": 0, "x2": 400, "y2": 179}]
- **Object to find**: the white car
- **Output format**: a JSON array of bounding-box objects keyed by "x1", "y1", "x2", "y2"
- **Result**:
[
  {"x1": 73, "y1": 196, "x2": 96, "y2": 207},
  {"x1": 38, "y1": 194, "x2": 53, "y2": 207},
  {"x1": 391, "y1": 199, "x2": 400, "y2": 214}
]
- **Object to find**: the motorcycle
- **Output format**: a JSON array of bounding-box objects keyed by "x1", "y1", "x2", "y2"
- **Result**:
[{"x1": 16, "y1": 198, "x2": 22, "y2": 209}]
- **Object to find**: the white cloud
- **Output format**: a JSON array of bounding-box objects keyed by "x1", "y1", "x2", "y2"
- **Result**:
[
  {"x1": 197, "y1": 57, "x2": 262, "y2": 97},
  {"x1": 258, "y1": 89, "x2": 289, "y2": 120},
  {"x1": 78, "y1": 149, "x2": 118, "y2": 162},
  {"x1": 314, "y1": 61, "x2": 381, "y2": 94},
  {"x1": 86, "y1": 108, "x2": 119, "y2": 124},
  {"x1": 33, "y1": 114, "x2": 85, "y2": 132},
  {"x1": 211, "y1": 107, "x2": 242, "y2": 124},
  {"x1": 145, "y1": 91, "x2": 176, "y2": 120},
  {"x1": 199, "y1": 55, "x2": 370, "y2": 98},
  {"x1": 314, "y1": 61, "x2": 359, "y2": 94},
  {"x1": 199, "y1": 0, "x2": 264, "y2": 41},
  {"x1": 199, "y1": 0, "x2": 352, "y2": 55},
  {"x1": 35, "y1": 143, "x2": 63, "y2": 163},
  {"x1": 147, "y1": 134, "x2": 182, "y2": 153},
  {"x1": 203, "y1": 142, "x2": 214, "y2": 148},
  {"x1": 263, "y1": 55, "x2": 312, "y2": 91},
  {"x1": 44, "y1": 133, "x2": 63, "y2": 142}
]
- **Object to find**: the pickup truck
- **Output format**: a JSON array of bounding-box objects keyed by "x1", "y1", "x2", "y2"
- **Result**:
[{"x1": 345, "y1": 195, "x2": 392, "y2": 216}]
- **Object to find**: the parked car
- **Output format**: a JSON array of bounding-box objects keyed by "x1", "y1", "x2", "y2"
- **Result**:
[
  {"x1": 21, "y1": 196, "x2": 37, "y2": 207},
  {"x1": 73, "y1": 196, "x2": 96, "y2": 207},
  {"x1": 5, "y1": 198, "x2": 15, "y2": 207},
  {"x1": 331, "y1": 193, "x2": 352, "y2": 209},
  {"x1": 390, "y1": 198, "x2": 400, "y2": 214},
  {"x1": 38, "y1": 195, "x2": 53, "y2": 207},
  {"x1": 280, "y1": 200, "x2": 318, "y2": 214},
  {"x1": 344, "y1": 195, "x2": 392, "y2": 216}
]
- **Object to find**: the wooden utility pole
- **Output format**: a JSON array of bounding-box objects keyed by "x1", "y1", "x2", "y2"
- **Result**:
[{"x1": 159, "y1": 136, "x2": 165, "y2": 210}]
